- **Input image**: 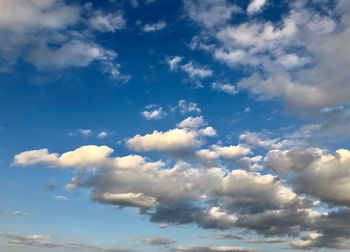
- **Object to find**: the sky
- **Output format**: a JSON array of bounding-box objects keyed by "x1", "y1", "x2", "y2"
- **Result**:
[{"x1": 1, "y1": 0, "x2": 350, "y2": 251}]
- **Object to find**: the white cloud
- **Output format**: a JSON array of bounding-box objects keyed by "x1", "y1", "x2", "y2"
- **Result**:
[
  {"x1": 247, "y1": 0, "x2": 267, "y2": 15},
  {"x1": 0, "y1": 0, "x2": 80, "y2": 31},
  {"x1": 14, "y1": 143, "x2": 313, "y2": 238},
  {"x1": 177, "y1": 116, "x2": 205, "y2": 129},
  {"x1": 211, "y1": 82, "x2": 238, "y2": 95},
  {"x1": 0, "y1": 0, "x2": 128, "y2": 80},
  {"x1": 181, "y1": 62, "x2": 212, "y2": 79},
  {"x1": 239, "y1": 131, "x2": 296, "y2": 150},
  {"x1": 183, "y1": 0, "x2": 241, "y2": 29},
  {"x1": 212, "y1": 144, "x2": 251, "y2": 159},
  {"x1": 199, "y1": 127, "x2": 217, "y2": 137},
  {"x1": 187, "y1": 1, "x2": 350, "y2": 116},
  {"x1": 167, "y1": 56, "x2": 212, "y2": 80},
  {"x1": 53, "y1": 195, "x2": 68, "y2": 201},
  {"x1": 1, "y1": 211, "x2": 30, "y2": 216},
  {"x1": 143, "y1": 20, "x2": 166, "y2": 32},
  {"x1": 14, "y1": 145, "x2": 114, "y2": 169},
  {"x1": 126, "y1": 128, "x2": 201, "y2": 152},
  {"x1": 167, "y1": 56, "x2": 183, "y2": 71},
  {"x1": 89, "y1": 11, "x2": 126, "y2": 33},
  {"x1": 69, "y1": 129, "x2": 93, "y2": 137},
  {"x1": 177, "y1": 100, "x2": 201, "y2": 114},
  {"x1": 97, "y1": 131, "x2": 108, "y2": 139},
  {"x1": 142, "y1": 105, "x2": 166, "y2": 120}
]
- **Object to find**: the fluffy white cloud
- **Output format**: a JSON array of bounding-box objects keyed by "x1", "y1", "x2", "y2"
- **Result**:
[
  {"x1": 0, "y1": 0, "x2": 80, "y2": 31},
  {"x1": 177, "y1": 100, "x2": 201, "y2": 114},
  {"x1": 143, "y1": 20, "x2": 166, "y2": 32},
  {"x1": 142, "y1": 105, "x2": 166, "y2": 120},
  {"x1": 239, "y1": 131, "x2": 295, "y2": 150},
  {"x1": 126, "y1": 128, "x2": 201, "y2": 152},
  {"x1": 89, "y1": 11, "x2": 126, "y2": 33},
  {"x1": 0, "y1": 0, "x2": 128, "y2": 80},
  {"x1": 211, "y1": 82, "x2": 238, "y2": 95},
  {"x1": 167, "y1": 56, "x2": 212, "y2": 81},
  {"x1": 167, "y1": 56, "x2": 183, "y2": 71},
  {"x1": 97, "y1": 131, "x2": 108, "y2": 139},
  {"x1": 181, "y1": 62, "x2": 212, "y2": 79},
  {"x1": 212, "y1": 144, "x2": 251, "y2": 159},
  {"x1": 177, "y1": 116, "x2": 205, "y2": 129},
  {"x1": 183, "y1": 0, "x2": 241, "y2": 29},
  {"x1": 187, "y1": 1, "x2": 350, "y2": 116},
  {"x1": 247, "y1": 0, "x2": 267, "y2": 15},
  {"x1": 14, "y1": 145, "x2": 114, "y2": 168}
]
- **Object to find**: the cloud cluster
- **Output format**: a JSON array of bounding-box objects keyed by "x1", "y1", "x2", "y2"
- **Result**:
[
  {"x1": 14, "y1": 142, "x2": 310, "y2": 235},
  {"x1": 265, "y1": 148, "x2": 350, "y2": 206},
  {"x1": 186, "y1": 0, "x2": 350, "y2": 118},
  {"x1": 0, "y1": 0, "x2": 128, "y2": 80}
]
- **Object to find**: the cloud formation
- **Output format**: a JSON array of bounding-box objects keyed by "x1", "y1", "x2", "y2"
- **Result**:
[{"x1": 0, "y1": 0, "x2": 128, "y2": 80}]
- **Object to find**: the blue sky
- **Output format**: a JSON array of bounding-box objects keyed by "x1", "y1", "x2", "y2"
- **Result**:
[{"x1": 1, "y1": 0, "x2": 350, "y2": 251}]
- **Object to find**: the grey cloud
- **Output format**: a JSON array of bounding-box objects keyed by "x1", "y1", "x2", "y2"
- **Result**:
[{"x1": 140, "y1": 237, "x2": 176, "y2": 246}]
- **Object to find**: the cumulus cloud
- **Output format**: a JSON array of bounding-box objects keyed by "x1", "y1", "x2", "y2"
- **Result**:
[
  {"x1": 97, "y1": 131, "x2": 108, "y2": 139},
  {"x1": 89, "y1": 11, "x2": 126, "y2": 33},
  {"x1": 181, "y1": 62, "x2": 213, "y2": 79},
  {"x1": 20, "y1": 138, "x2": 350, "y2": 250},
  {"x1": 212, "y1": 144, "x2": 251, "y2": 159},
  {"x1": 141, "y1": 105, "x2": 166, "y2": 120},
  {"x1": 183, "y1": 0, "x2": 241, "y2": 29},
  {"x1": 143, "y1": 20, "x2": 166, "y2": 32},
  {"x1": 0, "y1": 0, "x2": 128, "y2": 80},
  {"x1": 15, "y1": 143, "x2": 310, "y2": 237},
  {"x1": 247, "y1": 0, "x2": 267, "y2": 15},
  {"x1": 166, "y1": 56, "x2": 212, "y2": 81},
  {"x1": 176, "y1": 100, "x2": 201, "y2": 114},
  {"x1": 14, "y1": 145, "x2": 114, "y2": 168},
  {"x1": 186, "y1": 0, "x2": 350, "y2": 117},
  {"x1": 126, "y1": 128, "x2": 202, "y2": 152},
  {"x1": 167, "y1": 56, "x2": 183, "y2": 71},
  {"x1": 265, "y1": 148, "x2": 350, "y2": 206},
  {"x1": 211, "y1": 82, "x2": 238, "y2": 95},
  {"x1": 177, "y1": 116, "x2": 205, "y2": 129},
  {"x1": 239, "y1": 131, "x2": 296, "y2": 150}
]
